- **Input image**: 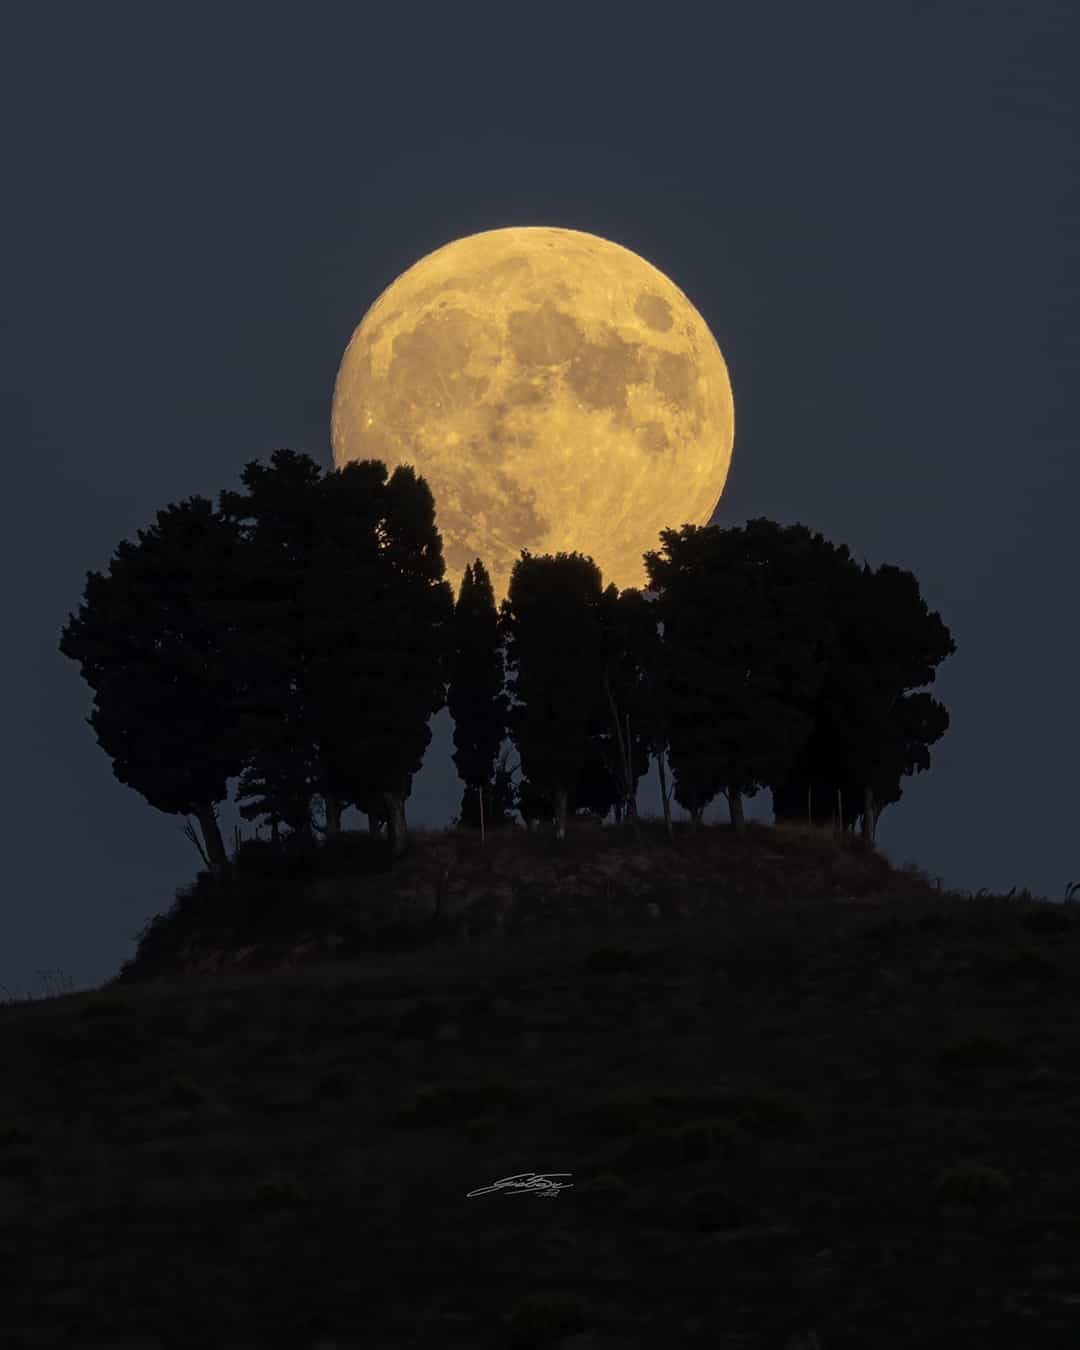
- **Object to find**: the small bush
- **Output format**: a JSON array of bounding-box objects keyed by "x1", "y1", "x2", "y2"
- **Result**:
[
  {"x1": 233, "y1": 837, "x2": 322, "y2": 885},
  {"x1": 936, "y1": 1162, "x2": 1011, "y2": 1209},
  {"x1": 503, "y1": 1291, "x2": 588, "y2": 1349},
  {"x1": 316, "y1": 831, "x2": 390, "y2": 875}
]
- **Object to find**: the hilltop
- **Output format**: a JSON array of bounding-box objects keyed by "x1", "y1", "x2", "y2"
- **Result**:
[{"x1": 106, "y1": 815, "x2": 1015, "y2": 989}]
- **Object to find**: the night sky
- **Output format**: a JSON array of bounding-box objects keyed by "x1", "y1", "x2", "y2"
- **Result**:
[{"x1": 5, "y1": 3, "x2": 1077, "y2": 999}]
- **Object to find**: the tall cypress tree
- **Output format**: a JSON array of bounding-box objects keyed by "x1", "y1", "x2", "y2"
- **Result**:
[
  {"x1": 447, "y1": 559, "x2": 510, "y2": 830},
  {"x1": 499, "y1": 551, "x2": 605, "y2": 841}
]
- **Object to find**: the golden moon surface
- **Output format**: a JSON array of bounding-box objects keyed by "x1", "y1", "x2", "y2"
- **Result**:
[{"x1": 330, "y1": 226, "x2": 734, "y2": 607}]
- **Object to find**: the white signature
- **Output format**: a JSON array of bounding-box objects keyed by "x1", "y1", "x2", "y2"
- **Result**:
[{"x1": 466, "y1": 1172, "x2": 574, "y2": 1198}]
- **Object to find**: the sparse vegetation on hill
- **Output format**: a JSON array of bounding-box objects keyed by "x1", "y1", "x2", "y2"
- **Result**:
[{"x1": 3, "y1": 817, "x2": 1080, "y2": 1348}]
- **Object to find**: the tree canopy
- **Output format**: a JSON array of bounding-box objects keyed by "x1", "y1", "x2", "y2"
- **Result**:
[
  {"x1": 643, "y1": 519, "x2": 834, "y2": 832},
  {"x1": 61, "y1": 450, "x2": 454, "y2": 870},
  {"x1": 61, "y1": 449, "x2": 955, "y2": 877},
  {"x1": 58, "y1": 496, "x2": 257, "y2": 874}
]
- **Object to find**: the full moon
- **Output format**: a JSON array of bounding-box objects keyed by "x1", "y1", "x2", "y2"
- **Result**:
[{"x1": 330, "y1": 226, "x2": 734, "y2": 607}]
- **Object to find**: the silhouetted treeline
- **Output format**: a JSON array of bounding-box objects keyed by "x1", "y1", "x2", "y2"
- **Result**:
[{"x1": 59, "y1": 450, "x2": 955, "y2": 877}]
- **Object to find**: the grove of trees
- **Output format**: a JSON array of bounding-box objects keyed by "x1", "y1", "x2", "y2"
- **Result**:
[{"x1": 59, "y1": 449, "x2": 956, "y2": 879}]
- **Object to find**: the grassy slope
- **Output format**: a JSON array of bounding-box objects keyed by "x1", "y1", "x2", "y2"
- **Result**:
[{"x1": 2, "y1": 818, "x2": 1080, "y2": 1349}]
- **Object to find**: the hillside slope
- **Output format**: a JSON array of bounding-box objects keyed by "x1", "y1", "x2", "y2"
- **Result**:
[{"x1": 2, "y1": 820, "x2": 1078, "y2": 1349}]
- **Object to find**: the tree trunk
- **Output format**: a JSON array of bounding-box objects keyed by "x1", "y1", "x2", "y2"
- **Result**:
[
  {"x1": 624, "y1": 713, "x2": 640, "y2": 841},
  {"x1": 602, "y1": 673, "x2": 628, "y2": 794},
  {"x1": 689, "y1": 805, "x2": 704, "y2": 831},
  {"x1": 727, "y1": 785, "x2": 746, "y2": 835},
  {"x1": 382, "y1": 790, "x2": 407, "y2": 858},
  {"x1": 862, "y1": 783, "x2": 876, "y2": 846},
  {"x1": 193, "y1": 802, "x2": 229, "y2": 881},
  {"x1": 612, "y1": 799, "x2": 624, "y2": 825},
  {"x1": 657, "y1": 745, "x2": 673, "y2": 841},
  {"x1": 553, "y1": 784, "x2": 568, "y2": 841},
  {"x1": 323, "y1": 790, "x2": 341, "y2": 840}
]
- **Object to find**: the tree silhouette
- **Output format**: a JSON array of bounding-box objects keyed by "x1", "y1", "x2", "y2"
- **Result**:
[
  {"x1": 644, "y1": 520, "x2": 833, "y2": 833},
  {"x1": 302, "y1": 460, "x2": 454, "y2": 857},
  {"x1": 58, "y1": 497, "x2": 256, "y2": 879},
  {"x1": 499, "y1": 551, "x2": 606, "y2": 841},
  {"x1": 447, "y1": 560, "x2": 511, "y2": 831},
  {"x1": 218, "y1": 449, "x2": 328, "y2": 846},
  {"x1": 768, "y1": 548, "x2": 956, "y2": 843}
]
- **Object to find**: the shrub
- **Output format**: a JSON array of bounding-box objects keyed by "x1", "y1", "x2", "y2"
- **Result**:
[
  {"x1": 233, "y1": 836, "x2": 323, "y2": 885},
  {"x1": 316, "y1": 831, "x2": 390, "y2": 876}
]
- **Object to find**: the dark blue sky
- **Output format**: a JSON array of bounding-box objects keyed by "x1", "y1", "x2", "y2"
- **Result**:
[{"x1": 4, "y1": 2, "x2": 1077, "y2": 999}]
